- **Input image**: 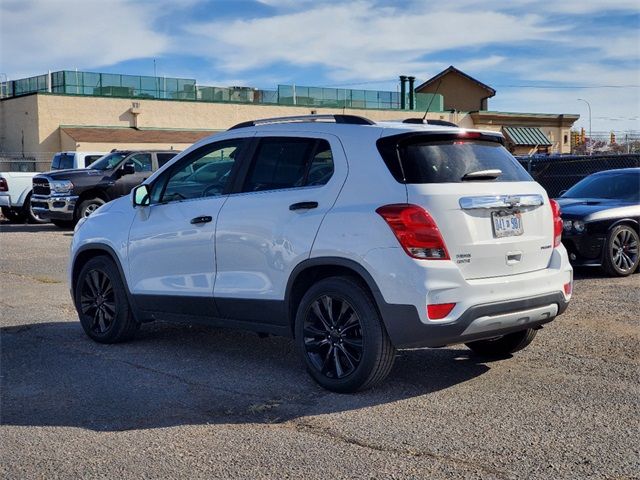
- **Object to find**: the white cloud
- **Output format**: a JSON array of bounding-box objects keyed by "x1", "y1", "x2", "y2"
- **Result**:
[
  {"x1": 0, "y1": 0, "x2": 170, "y2": 78},
  {"x1": 184, "y1": 1, "x2": 560, "y2": 81}
]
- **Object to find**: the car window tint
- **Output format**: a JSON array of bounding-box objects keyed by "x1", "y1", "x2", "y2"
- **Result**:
[
  {"x1": 158, "y1": 140, "x2": 244, "y2": 203},
  {"x1": 129, "y1": 153, "x2": 153, "y2": 172},
  {"x1": 306, "y1": 142, "x2": 334, "y2": 186},
  {"x1": 157, "y1": 153, "x2": 178, "y2": 167},
  {"x1": 243, "y1": 138, "x2": 321, "y2": 192},
  {"x1": 84, "y1": 155, "x2": 102, "y2": 167},
  {"x1": 563, "y1": 173, "x2": 640, "y2": 201}
]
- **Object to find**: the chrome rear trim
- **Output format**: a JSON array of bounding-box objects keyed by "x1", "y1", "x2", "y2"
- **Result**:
[{"x1": 459, "y1": 194, "x2": 544, "y2": 210}]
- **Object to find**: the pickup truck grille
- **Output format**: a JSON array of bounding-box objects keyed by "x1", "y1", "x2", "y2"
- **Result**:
[{"x1": 33, "y1": 178, "x2": 50, "y2": 195}]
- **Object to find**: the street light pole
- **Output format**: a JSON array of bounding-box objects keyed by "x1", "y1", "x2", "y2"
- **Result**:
[{"x1": 577, "y1": 98, "x2": 592, "y2": 155}]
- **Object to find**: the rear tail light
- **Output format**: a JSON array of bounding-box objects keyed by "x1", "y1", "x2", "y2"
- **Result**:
[
  {"x1": 0, "y1": 178, "x2": 7, "y2": 192},
  {"x1": 549, "y1": 199, "x2": 562, "y2": 247},
  {"x1": 376, "y1": 204, "x2": 449, "y2": 260},
  {"x1": 427, "y1": 303, "x2": 456, "y2": 320},
  {"x1": 564, "y1": 281, "x2": 572, "y2": 296}
]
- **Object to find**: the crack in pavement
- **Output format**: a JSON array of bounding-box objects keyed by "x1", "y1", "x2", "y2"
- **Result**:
[
  {"x1": 284, "y1": 421, "x2": 512, "y2": 479},
  {"x1": 0, "y1": 271, "x2": 63, "y2": 284}
]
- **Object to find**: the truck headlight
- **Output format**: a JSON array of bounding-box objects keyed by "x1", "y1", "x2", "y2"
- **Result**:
[
  {"x1": 50, "y1": 180, "x2": 74, "y2": 194},
  {"x1": 573, "y1": 220, "x2": 585, "y2": 233}
]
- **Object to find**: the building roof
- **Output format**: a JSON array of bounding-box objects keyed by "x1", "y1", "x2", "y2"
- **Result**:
[
  {"x1": 502, "y1": 126, "x2": 552, "y2": 146},
  {"x1": 415, "y1": 66, "x2": 496, "y2": 96},
  {"x1": 60, "y1": 126, "x2": 219, "y2": 143}
]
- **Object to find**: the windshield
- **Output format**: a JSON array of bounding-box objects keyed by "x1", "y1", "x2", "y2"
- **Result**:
[
  {"x1": 562, "y1": 172, "x2": 640, "y2": 202},
  {"x1": 88, "y1": 152, "x2": 128, "y2": 171}
]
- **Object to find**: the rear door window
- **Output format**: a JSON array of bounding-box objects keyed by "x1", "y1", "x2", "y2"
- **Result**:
[
  {"x1": 242, "y1": 138, "x2": 333, "y2": 192},
  {"x1": 378, "y1": 136, "x2": 532, "y2": 183}
]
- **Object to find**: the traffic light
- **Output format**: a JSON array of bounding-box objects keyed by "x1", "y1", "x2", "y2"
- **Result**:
[{"x1": 580, "y1": 128, "x2": 586, "y2": 144}]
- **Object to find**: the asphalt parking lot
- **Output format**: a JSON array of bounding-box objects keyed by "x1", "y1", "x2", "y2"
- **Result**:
[{"x1": 1, "y1": 222, "x2": 638, "y2": 479}]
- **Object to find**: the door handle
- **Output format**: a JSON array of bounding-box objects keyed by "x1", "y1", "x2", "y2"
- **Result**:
[
  {"x1": 289, "y1": 201, "x2": 318, "y2": 211},
  {"x1": 190, "y1": 215, "x2": 213, "y2": 224}
]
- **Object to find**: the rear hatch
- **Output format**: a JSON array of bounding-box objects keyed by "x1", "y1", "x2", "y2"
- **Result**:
[{"x1": 378, "y1": 131, "x2": 554, "y2": 280}]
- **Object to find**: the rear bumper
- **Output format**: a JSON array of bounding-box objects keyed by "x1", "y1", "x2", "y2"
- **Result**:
[
  {"x1": 381, "y1": 292, "x2": 568, "y2": 348},
  {"x1": 31, "y1": 194, "x2": 77, "y2": 220},
  {"x1": 363, "y1": 245, "x2": 572, "y2": 348}
]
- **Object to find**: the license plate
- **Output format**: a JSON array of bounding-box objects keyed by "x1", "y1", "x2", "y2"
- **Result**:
[{"x1": 492, "y1": 211, "x2": 523, "y2": 238}]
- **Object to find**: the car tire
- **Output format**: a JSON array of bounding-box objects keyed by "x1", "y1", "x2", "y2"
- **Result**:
[
  {"x1": 77, "y1": 198, "x2": 105, "y2": 221},
  {"x1": 602, "y1": 225, "x2": 639, "y2": 277},
  {"x1": 23, "y1": 193, "x2": 48, "y2": 224},
  {"x1": 295, "y1": 276, "x2": 396, "y2": 393},
  {"x1": 465, "y1": 328, "x2": 537, "y2": 357},
  {"x1": 1, "y1": 206, "x2": 25, "y2": 223},
  {"x1": 74, "y1": 256, "x2": 139, "y2": 344}
]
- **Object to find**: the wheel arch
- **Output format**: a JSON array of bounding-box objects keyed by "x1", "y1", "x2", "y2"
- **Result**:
[
  {"x1": 72, "y1": 243, "x2": 131, "y2": 298},
  {"x1": 74, "y1": 189, "x2": 109, "y2": 219},
  {"x1": 607, "y1": 217, "x2": 639, "y2": 234},
  {"x1": 285, "y1": 257, "x2": 387, "y2": 337}
]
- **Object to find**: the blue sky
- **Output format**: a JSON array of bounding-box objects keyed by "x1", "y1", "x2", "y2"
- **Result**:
[{"x1": 1, "y1": 0, "x2": 639, "y2": 132}]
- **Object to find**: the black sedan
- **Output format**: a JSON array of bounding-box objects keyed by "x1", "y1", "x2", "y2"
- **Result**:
[{"x1": 556, "y1": 168, "x2": 640, "y2": 277}]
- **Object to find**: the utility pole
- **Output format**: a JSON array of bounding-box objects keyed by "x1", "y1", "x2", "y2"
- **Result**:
[{"x1": 577, "y1": 98, "x2": 592, "y2": 155}]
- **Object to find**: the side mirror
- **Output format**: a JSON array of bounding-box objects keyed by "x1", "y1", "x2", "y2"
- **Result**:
[
  {"x1": 133, "y1": 184, "x2": 150, "y2": 207},
  {"x1": 121, "y1": 161, "x2": 135, "y2": 176}
]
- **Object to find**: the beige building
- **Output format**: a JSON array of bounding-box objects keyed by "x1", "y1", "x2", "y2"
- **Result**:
[{"x1": 0, "y1": 67, "x2": 579, "y2": 170}]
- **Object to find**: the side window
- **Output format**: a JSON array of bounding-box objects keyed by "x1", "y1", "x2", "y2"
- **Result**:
[
  {"x1": 242, "y1": 138, "x2": 333, "y2": 192},
  {"x1": 129, "y1": 153, "x2": 153, "y2": 172},
  {"x1": 157, "y1": 153, "x2": 177, "y2": 167},
  {"x1": 84, "y1": 155, "x2": 102, "y2": 167},
  {"x1": 154, "y1": 140, "x2": 244, "y2": 203},
  {"x1": 306, "y1": 141, "x2": 334, "y2": 186}
]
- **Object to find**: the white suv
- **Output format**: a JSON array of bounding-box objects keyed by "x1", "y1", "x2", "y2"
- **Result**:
[{"x1": 69, "y1": 114, "x2": 573, "y2": 392}]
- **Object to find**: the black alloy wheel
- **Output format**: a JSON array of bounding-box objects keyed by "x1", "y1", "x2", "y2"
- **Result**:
[
  {"x1": 80, "y1": 269, "x2": 117, "y2": 335},
  {"x1": 75, "y1": 256, "x2": 139, "y2": 343},
  {"x1": 295, "y1": 276, "x2": 396, "y2": 393},
  {"x1": 303, "y1": 295, "x2": 363, "y2": 379},
  {"x1": 604, "y1": 225, "x2": 639, "y2": 277}
]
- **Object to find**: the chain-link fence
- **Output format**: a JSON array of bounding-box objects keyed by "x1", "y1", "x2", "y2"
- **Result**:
[
  {"x1": 0, "y1": 152, "x2": 53, "y2": 172},
  {"x1": 516, "y1": 154, "x2": 640, "y2": 197}
]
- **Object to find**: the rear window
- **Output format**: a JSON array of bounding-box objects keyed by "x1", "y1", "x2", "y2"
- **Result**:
[
  {"x1": 157, "y1": 152, "x2": 178, "y2": 167},
  {"x1": 378, "y1": 136, "x2": 532, "y2": 183},
  {"x1": 51, "y1": 153, "x2": 74, "y2": 170}
]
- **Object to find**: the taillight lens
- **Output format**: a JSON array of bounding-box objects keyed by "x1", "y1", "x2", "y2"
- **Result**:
[
  {"x1": 549, "y1": 199, "x2": 562, "y2": 247},
  {"x1": 376, "y1": 204, "x2": 449, "y2": 260},
  {"x1": 0, "y1": 178, "x2": 7, "y2": 192},
  {"x1": 427, "y1": 303, "x2": 456, "y2": 320}
]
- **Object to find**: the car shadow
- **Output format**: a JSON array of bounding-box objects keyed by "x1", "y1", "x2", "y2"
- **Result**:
[
  {"x1": 0, "y1": 222, "x2": 69, "y2": 233},
  {"x1": 1, "y1": 321, "x2": 494, "y2": 432}
]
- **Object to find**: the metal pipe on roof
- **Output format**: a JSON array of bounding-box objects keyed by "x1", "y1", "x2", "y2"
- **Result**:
[
  {"x1": 408, "y1": 76, "x2": 415, "y2": 110},
  {"x1": 399, "y1": 76, "x2": 407, "y2": 110}
]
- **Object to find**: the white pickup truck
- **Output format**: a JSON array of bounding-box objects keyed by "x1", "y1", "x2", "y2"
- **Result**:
[{"x1": 0, "y1": 172, "x2": 46, "y2": 223}]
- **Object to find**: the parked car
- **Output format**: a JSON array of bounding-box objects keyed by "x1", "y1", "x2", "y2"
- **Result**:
[
  {"x1": 50, "y1": 151, "x2": 107, "y2": 171},
  {"x1": 556, "y1": 168, "x2": 640, "y2": 276},
  {"x1": 0, "y1": 171, "x2": 46, "y2": 223},
  {"x1": 69, "y1": 114, "x2": 573, "y2": 392},
  {"x1": 32, "y1": 150, "x2": 179, "y2": 228}
]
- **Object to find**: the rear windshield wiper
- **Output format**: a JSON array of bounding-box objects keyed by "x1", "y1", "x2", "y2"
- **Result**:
[{"x1": 461, "y1": 169, "x2": 502, "y2": 181}]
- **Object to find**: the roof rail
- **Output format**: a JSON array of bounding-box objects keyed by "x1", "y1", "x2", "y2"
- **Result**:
[
  {"x1": 402, "y1": 118, "x2": 458, "y2": 127},
  {"x1": 228, "y1": 114, "x2": 375, "y2": 130}
]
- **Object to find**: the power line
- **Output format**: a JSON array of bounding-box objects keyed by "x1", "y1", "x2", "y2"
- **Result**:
[{"x1": 494, "y1": 84, "x2": 639, "y2": 89}]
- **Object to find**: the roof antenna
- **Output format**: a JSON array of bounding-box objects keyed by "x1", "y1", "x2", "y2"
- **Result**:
[{"x1": 422, "y1": 78, "x2": 443, "y2": 121}]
